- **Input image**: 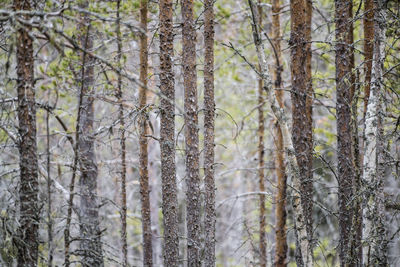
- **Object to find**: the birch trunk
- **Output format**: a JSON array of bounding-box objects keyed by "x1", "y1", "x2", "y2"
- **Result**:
[{"x1": 362, "y1": 0, "x2": 388, "y2": 265}]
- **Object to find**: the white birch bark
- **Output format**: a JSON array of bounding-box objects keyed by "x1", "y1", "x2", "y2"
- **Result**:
[{"x1": 362, "y1": 0, "x2": 388, "y2": 265}]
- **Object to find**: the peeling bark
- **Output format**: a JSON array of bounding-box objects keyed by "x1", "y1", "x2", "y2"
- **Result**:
[{"x1": 362, "y1": 0, "x2": 388, "y2": 265}]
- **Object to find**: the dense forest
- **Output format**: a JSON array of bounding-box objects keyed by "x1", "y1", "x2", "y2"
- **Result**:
[{"x1": 0, "y1": 0, "x2": 399, "y2": 266}]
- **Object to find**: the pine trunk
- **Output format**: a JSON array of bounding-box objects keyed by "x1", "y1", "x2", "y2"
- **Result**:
[
  {"x1": 182, "y1": 0, "x2": 201, "y2": 265},
  {"x1": 139, "y1": 0, "x2": 153, "y2": 266},
  {"x1": 203, "y1": 0, "x2": 216, "y2": 265},
  {"x1": 271, "y1": 0, "x2": 288, "y2": 265},
  {"x1": 15, "y1": 0, "x2": 39, "y2": 265},
  {"x1": 290, "y1": 0, "x2": 313, "y2": 265},
  {"x1": 159, "y1": 0, "x2": 179, "y2": 265},
  {"x1": 335, "y1": 0, "x2": 355, "y2": 265}
]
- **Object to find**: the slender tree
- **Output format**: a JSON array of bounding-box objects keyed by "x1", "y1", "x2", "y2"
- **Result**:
[
  {"x1": 159, "y1": 0, "x2": 179, "y2": 265},
  {"x1": 46, "y1": 91, "x2": 54, "y2": 267},
  {"x1": 77, "y1": 2, "x2": 104, "y2": 265},
  {"x1": 14, "y1": 0, "x2": 39, "y2": 265},
  {"x1": 256, "y1": 1, "x2": 267, "y2": 266},
  {"x1": 139, "y1": 0, "x2": 153, "y2": 266},
  {"x1": 203, "y1": 0, "x2": 216, "y2": 265},
  {"x1": 182, "y1": 0, "x2": 201, "y2": 265},
  {"x1": 290, "y1": 0, "x2": 313, "y2": 264},
  {"x1": 271, "y1": 0, "x2": 288, "y2": 265},
  {"x1": 362, "y1": 0, "x2": 388, "y2": 265},
  {"x1": 116, "y1": 1, "x2": 128, "y2": 266},
  {"x1": 335, "y1": 0, "x2": 355, "y2": 265}
]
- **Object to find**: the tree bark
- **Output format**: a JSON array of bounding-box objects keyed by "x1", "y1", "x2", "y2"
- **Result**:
[
  {"x1": 182, "y1": 0, "x2": 201, "y2": 266},
  {"x1": 14, "y1": 0, "x2": 39, "y2": 265},
  {"x1": 290, "y1": 0, "x2": 313, "y2": 265},
  {"x1": 77, "y1": 3, "x2": 104, "y2": 265},
  {"x1": 335, "y1": 0, "x2": 355, "y2": 265},
  {"x1": 203, "y1": 0, "x2": 216, "y2": 265},
  {"x1": 271, "y1": 0, "x2": 288, "y2": 266},
  {"x1": 362, "y1": 0, "x2": 388, "y2": 265},
  {"x1": 139, "y1": 0, "x2": 153, "y2": 266},
  {"x1": 256, "y1": 1, "x2": 267, "y2": 266},
  {"x1": 248, "y1": 1, "x2": 309, "y2": 266},
  {"x1": 116, "y1": 1, "x2": 129, "y2": 266},
  {"x1": 159, "y1": 0, "x2": 179, "y2": 265}
]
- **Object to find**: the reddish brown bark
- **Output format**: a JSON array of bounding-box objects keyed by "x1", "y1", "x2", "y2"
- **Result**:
[
  {"x1": 335, "y1": 0, "x2": 355, "y2": 265},
  {"x1": 271, "y1": 0, "x2": 287, "y2": 266},
  {"x1": 182, "y1": 0, "x2": 201, "y2": 265},
  {"x1": 159, "y1": 0, "x2": 179, "y2": 265},
  {"x1": 139, "y1": 0, "x2": 153, "y2": 266},
  {"x1": 203, "y1": 0, "x2": 216, "y2": 265},
  {"x1": 290, "y1": 0, "x2": 313, "y2": 264},
  {"x1": 14, "y1": 0, "x2": 39, "y2": 265}
]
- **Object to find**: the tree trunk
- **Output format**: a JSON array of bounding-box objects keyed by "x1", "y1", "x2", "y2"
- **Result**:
[
  {"x1": 116, "y1": 1, "x2": 129, "y2": 266},
  {"x1": 290, "y1": 0, "x2": 313, "y2": 265},
  {"x1": 271, "y1": 0, "x2": 288, "y2": 265},
  {"x1": 335, "y1": 0, "x2": 355, "y2": 265},
  {"x1": 139, "y1": 0, "x2": 153, "y2": 266},
  {"x1": 14, "y1": 0, "x2": 39, "y2": 265},
  {"x1": 182, "y1": 0, "x2": 201, "y2": 266},
  {"x1": 256, "y1": 1, "x2": 267, "y2": 266},
  {"x1": 362, "y1": 0, "x2": 388, "y2": 265},
  {"x1": 159, "y1": 0, "x2": 179, "y2": 265},
  {"x1": 77, "y1": 3, "x2": 104, "y2": 266},
  {"x1": 203, "y1": 0, "x2": 216, "y2": 265},
  {"x1": 248, "y1": 1, "x2": 309, "y2": 266}
]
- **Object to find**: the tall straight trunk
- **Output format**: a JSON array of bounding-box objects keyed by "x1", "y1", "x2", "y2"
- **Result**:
[
  {"x1": 116, "y1": 1, "x2": 128, "y2": 266},
  {"x1": 182, "y1": 0, "x2": 201, "y2": 266},
  {"x1": 350, "y1": 1, "x2": 375, "y2": 265},
  {"x1": 14, "y1": 0, "x2": 39, "y2": 265},
  {"x1": 256, "y1": 1, "x2": 266, "y2": 266},
  {"x1": 290, "y1": 0, "x2": 313, "y2": 265},
  {"x1": 335, "y1": 0, "x2": 355, "y2": 265},
  {"x1": 139, "y1": 0, "x2": 153, "y2": 266},
  {"x1": 203, "y1": 0, "x2": 216, "y2": 266},
  {"x1": 159, "y1": 0, "x2": 179, "y2": 265},
  {"x1": 248, "y1": 1, "x2": 309, "y2": 266},
  {"x1": 362, "y1": 0, "x2": 388, "y2": 265},
  {"x1": 271, "y1": 0, "x2": 288, "y2": 266},
  {"x1": 77, "y1": 3, "x2": 104, "y2": 266}
]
